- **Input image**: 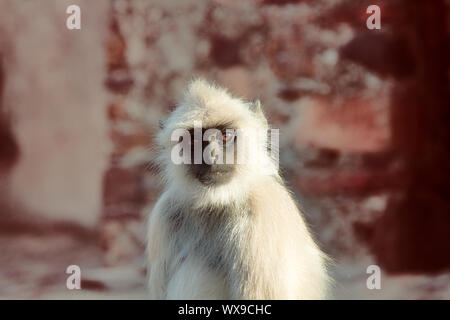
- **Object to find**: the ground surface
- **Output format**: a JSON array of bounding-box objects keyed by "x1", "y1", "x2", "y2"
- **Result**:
[{"x1": 1, "y1": 231, "x2": 449, "y2": 300}]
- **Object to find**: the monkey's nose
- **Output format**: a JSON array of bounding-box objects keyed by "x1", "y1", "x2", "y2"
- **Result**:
[{"x1": 202, "y1": 140, "x2": 221, "y2": 165}]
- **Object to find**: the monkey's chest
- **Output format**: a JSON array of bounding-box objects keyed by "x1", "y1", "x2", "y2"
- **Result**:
[{"x1": 167, "y1": 204, "x2": 252, "y2": 276}]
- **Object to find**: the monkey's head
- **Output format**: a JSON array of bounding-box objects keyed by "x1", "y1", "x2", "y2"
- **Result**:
[{"x1": 156, "y1": 79, "x2": 278, "y2": 205}]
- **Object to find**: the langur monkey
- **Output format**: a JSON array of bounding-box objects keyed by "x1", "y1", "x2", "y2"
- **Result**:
[{"x1": 147, "y1": 79, "x2": 330, "y2": 299}]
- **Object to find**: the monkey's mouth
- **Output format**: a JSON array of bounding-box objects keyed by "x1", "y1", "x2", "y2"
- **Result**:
[
  {"x1": 198, "y1": 170, "x2": 233, "y2": 186},
  {"x1": 187, "y1": 164, "x2": 235, "y2": 186}
]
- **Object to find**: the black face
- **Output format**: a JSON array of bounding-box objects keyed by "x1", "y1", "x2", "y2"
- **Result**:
[{"x1": 185, "y1": 126, "x2": 237, "y2": 186}]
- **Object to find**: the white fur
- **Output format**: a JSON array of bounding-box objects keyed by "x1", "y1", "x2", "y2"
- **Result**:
[{"x1": 147, "y1": 79, "x2": 330, "y2": 299}]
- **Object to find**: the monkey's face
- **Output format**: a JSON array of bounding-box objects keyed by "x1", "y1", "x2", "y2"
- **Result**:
[
  {"x1": 156, "y1": 79, "x2": 278, "y2": 200},
  {"x1": 184, "y1": 126, "x2": 238, "y2": 186}
]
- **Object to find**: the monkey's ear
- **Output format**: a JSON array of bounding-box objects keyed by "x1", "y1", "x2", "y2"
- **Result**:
[
  {"x1": 251, "y1": 100, "x2": 262, "y2": 113},
  {"x1": 251, "y1": 100, "x2": 269, "y2": 125},
  {"x1": 159, "y1": 120, "x2": 165, "y2": 129}
]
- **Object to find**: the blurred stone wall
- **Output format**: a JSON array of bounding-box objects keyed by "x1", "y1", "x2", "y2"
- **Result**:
[
  {"x1": 104, "y1": 0, "x2": 450, "y2": 273},
  {"x1": 0, "y1": 0, "x2": 448, "y2": 276},
  {"x1": 0, "y1": 0, "x2": 110, "y2": 227},
  {"x1": 102, "y1": 0, "x2": 393, "y2": 262}
]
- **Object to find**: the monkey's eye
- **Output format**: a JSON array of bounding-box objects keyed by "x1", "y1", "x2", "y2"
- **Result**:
[{"x1": 222, "y1": 131, "x2": 235, "y2": 144}]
